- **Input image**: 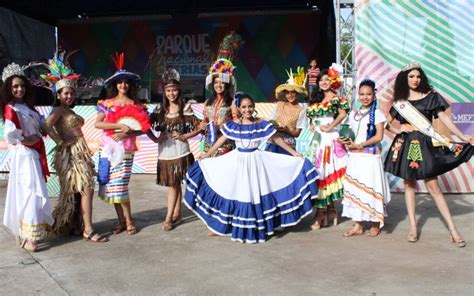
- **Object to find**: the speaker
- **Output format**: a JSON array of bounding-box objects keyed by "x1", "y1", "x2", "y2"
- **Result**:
[{"x1": 75, "y1": 86, "x2": 105, "y2": 105}]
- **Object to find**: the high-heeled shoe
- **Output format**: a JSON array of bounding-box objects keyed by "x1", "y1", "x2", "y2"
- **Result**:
[
  {"x1": 327, "y1": 205, "x2": 338, "y2": 226},
  {"x1": 310, "y1": 208, "x2": 327, "y2": 230},
  {"x1": 407, "y1": 229, "x2": 418, "y2": 243},
  {"x1": 449, "y1": 230, "x2": 466, "y2": 248}
]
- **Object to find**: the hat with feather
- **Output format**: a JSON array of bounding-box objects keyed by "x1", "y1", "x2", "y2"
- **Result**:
[
  {"x1": 104, "y1": 52, "x2": 141, "y2": 86},
  {"x1": 274, "y1": 67, "x2": 308, "y2": 100}
]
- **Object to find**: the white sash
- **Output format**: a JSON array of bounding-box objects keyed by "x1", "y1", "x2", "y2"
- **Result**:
[{"x1": 392, "y1": 100, "x2": 453, "y2": 149}]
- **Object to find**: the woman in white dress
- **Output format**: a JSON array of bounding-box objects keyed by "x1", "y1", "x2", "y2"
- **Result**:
[
  {"x1": 1, "y1": 64, "x2": 54, "y2": 251},
  {"x1": 340, "y1": 79, "x2": 391, "y2": 237},
  {"x1": 184, "y1": 94, "x2": 319, "y2": 243}
]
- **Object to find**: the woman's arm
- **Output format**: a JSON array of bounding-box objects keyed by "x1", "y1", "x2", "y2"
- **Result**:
[
  {"x1": 277, "y1": 126, "x2": 302, "y2": 138},
  {"x1": 200, "y1": 134, "x2": 229, "y2": 159},
  {"x1": 346, "y1": 122, "x2": 385, "y2": 150},
  {"x1": 320, "y1": 108, "x2": 347, "y2": 132},
  {"x1": 42, "y1": 109, "x2": 64, "y2": 145},
  {"x1": 272, "y1": 136, "x2": 303, "y2": 157},
  {"x1": 437, "y1": 111, "x2": 473, "y2": 143}
]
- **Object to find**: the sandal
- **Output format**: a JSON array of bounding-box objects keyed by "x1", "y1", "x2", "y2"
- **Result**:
[
  {"x1": 172, "y1": 215, "x2": 183, "y2": 226},
  {"x1": 368, "y1": 227, "x2": 381, "y2": 237},
  {"x1": 343, "y1": 227, "x2": 364, "y2": 237},
  {"x1": 162, "y1": 221, "x2": 173, "y2": 232},
  {"x1": 126, "y1": 221, "x2": 137, "y2": 235},
  {"x1": 21, "y1": 239, "x2": 38, "y2": 252},
  {"x1": 407, "y1": 229, "x2": 418, "y2": 243},
  {"x1": 112, "y1": 222, "x2": 126, "y2": 235},
  {"x1": 83, "y1": 230, "x2": 109, "y2": 243},
  {"x1": 310, "y1": 208, "x2": 327, "y2": 230},
  {"x1": 449, "y1": 229, "x2": 466, "y2": 248}
]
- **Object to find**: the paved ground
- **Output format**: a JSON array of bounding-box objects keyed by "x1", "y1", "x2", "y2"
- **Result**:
[{"x1": 0, "y1": 175, "x2": 473, "y2": 295}]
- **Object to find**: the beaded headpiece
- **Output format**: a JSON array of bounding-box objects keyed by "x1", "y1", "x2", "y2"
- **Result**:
[
  {"x1": 162, "y1": 68, "x2": 180, "y2": 88},
  {"x1": 402, "y1": 61, "x2": 422, "y2": 72},
  {"x1": 2, "y1": 63, "x2": 26, "y2": 82}
]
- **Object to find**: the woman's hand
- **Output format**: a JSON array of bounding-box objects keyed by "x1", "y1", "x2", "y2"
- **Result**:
[
  {"x1": 199, "y1": 120, "x2": 208, "y2": 132},
  {"x1": 400, "y1": 124, "x2": 416, "y2": 133},
  {"x1": 319, "y1": 124, "x2": 332, "y2": 132},
  {"x1": 118, "y1": 124, "x2": 131, "y2": 134},
  {"x1": 292, "y1": 152, "x2": 305, "y2": 159},
  {"x1": 171, "y1": 131, "x2": 187, "y2": 142},
  {"x1": 461, "y1": 135, "x2": 474, "y2": 145},
  {"x1": 341, "y1": 139, "x2": 361, "y2": 150},
  {"x1": 276, "y1": 125, "x2": 288, "y2": 133},
  {"x1": 111, "y1": 132, "x2": 127, "y2": 142},
  {"x1": 197, "y1": 153, "x2": 209, "y2": 160}
]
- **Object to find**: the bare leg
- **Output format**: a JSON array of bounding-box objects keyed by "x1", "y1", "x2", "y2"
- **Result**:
[
  {"x1": 81, "y1": 187, "x2": 94, "y2": 233},
  {"x1": 404, "y1": 179, "x2": 418, "y2": 242},
  {"x1": 172, "y1": 185, "x2": 183, "y2": 223},
  {"x1": 120, "y1": 202, "x2": 136, "y2": 235},
  {"x1": 162, "y1": 186, "x2": 178, "y2": 231},
  {"x1": 424, "y1": 177, "x2": 465, "y2": 245}
]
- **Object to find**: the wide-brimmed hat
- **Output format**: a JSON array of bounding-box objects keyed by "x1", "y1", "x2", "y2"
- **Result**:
[
  {"x1": 104, "y1": 52, "x2": 140, "y2": 86},
  {"x1": 205, "y1": 32, "x2": 243, "y2": 93},
  {"x1": 275, "y1": 67, "x2": 308, "y2": 100}
]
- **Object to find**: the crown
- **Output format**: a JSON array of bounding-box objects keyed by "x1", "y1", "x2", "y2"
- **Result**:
[
  {"x1": 162, "y1": 68, "x2": 180, "y2": 87},
  {"x1": 402, "y1": 61, "x2": 421, "y2": 71},
  {"x1": 2, "y1": 63, "x2": 25, "y2": 82}
]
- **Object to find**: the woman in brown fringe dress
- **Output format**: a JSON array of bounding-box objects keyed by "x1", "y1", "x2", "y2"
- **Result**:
[
  {"x1": 42, "y1": 60, "x2": 107, "y2": 242},
  {"x1": 148, "y1": 69, "x2": 201, "y2": 231}
]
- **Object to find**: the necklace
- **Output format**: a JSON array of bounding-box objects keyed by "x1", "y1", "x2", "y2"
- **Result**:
[
  {"x1": 239, "y1": 117, "x2": 256, "y2": 149},
  {"x1": 354, "y1": 108, "x2": 370, "y2": 121}
]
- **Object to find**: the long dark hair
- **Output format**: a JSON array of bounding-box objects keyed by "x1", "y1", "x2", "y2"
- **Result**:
[
  {"x1": 235, "y1": 93, "x2": 255, "y2": 108},
  {"x1": 1, "y1": 75, "x2": 37, "y2": 121},
  {"x1": 106, "y1": 78, "x2": 140, "y2": 104},
  {"x1": 358, "y1": 79, "x2": 377, "y2": 141},
  {"x1": 393, "y1": 67, "x2": 432, "y2": 102},
  {"x1": 54, "y1": 87, "x2": 76, "y2": 108},
  {"x1": 205, "y1": 76, "x2": 233, "y2": 107},
  {"x1": 308, "y1": 69, "x2": 337, "y2": 104}
]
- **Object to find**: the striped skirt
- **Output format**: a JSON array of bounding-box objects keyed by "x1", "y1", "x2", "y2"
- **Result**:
[{"x1": 99, "y1": 152, "x2": 134, "y2": 204}]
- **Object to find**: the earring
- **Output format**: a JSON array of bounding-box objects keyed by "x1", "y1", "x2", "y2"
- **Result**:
[{"x1": 253, "y1": 109, "x2": 259, "y2": 117}]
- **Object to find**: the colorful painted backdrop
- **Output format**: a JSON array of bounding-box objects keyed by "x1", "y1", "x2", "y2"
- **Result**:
[
  {"x1": 355, "y1": 0, "x2": 473, "y2": 192},
  {"x1": 59, "y1": 12, "x2": 323, "y2": 102}
]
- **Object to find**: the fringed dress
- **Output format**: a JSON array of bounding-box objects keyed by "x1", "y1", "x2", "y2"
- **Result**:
[
  {"x1": 97, "y1": 99, "x2": 139, "y2": 204},
  {"x1": 2, "y1": 104, "x2": 54, "y2": 241},
  {"x1": 342, "y1": 109, "x2": 391, "y2": 227},
  {"x1": 184, "y1": 120, "x2": 319, "y2": 243},
  {"x1": 384, "y1": 92, "x2": 472, "y2": 180},
  {"x1": 266, "y1": 101, "x2": 306, "y2": 155},
  {"x1": 45, "y1": 110, "x2": 96, "y2": 235},
  {"x1": 306, "y1": 96, "x2": 349, "y2": 208},
  {"x1": 151, "y1": 103, "x2": 198, "y2": 186}
]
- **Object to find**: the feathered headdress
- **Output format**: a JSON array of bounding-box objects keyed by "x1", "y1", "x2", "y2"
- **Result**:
[
  {"x1": 274, "y1": 66, "x2": 308, "y2": 100},
  {"x1": 40, "y1": 59, "x2": 80, "y2": 93},
  {"x1": 2, "y1": 63, "x2": 26, "y2": 82},
  {"x1": 104, "y1": 52, "x2": 141, "y2": 86},
  {"x1": 162, "y1": 68, "x2": 180, "y2": 88},
  {"x1": 205, "y1": 32, "x2": 244, "y2": 93}
]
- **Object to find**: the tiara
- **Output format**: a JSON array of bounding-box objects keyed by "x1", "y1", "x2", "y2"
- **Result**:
[
  {"x1": 402, "y1": 61, "x2": 421, "y2": 72},
  {"x1": 2, "y1": 63, "x2": 25, "y2": 82}
]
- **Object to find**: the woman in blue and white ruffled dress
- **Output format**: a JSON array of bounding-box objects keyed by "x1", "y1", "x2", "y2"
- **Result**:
[{"x1": 184, "y1": 94, "x2": 319, "y2": 243}]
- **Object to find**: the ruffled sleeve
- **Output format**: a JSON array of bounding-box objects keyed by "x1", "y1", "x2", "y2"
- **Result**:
[
  {"x1": 96, "y1": 99, "x2": 113, "y2": 113},
  {"x1": 3, "y1": 105, "x2": 24, "y2": 145},
  {"x1": 425, "y1": 92, "x2": 450, "y2": 118}
]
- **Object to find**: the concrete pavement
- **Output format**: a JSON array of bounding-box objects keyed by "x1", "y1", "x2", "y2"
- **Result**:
[{"x1": 0, "y1": 175, "x2": 473, "y2": 295}]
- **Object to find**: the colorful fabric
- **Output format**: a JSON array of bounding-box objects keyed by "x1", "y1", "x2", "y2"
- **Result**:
[
  {"x1": 306, "y1": 97, "x2": 349, "y2": 118},
  {"x1": 307, "y1": 67, "x2": 320, "y2": 85},
  {"x1": 99, "y1": 152, "x2": 134, "y2": 204}
]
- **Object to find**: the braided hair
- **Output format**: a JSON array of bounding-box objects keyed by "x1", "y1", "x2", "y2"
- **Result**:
[{"x1": 359, "y1": 79, "x2": 377, "y2": 141}]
